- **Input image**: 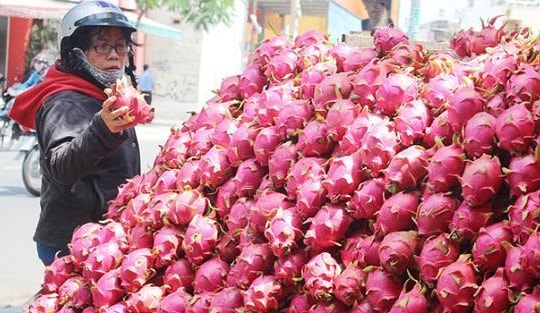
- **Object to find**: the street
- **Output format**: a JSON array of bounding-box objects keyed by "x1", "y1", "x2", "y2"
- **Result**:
[{"x1": 0, "y1": 121, "x2": 177, "y2": 312}]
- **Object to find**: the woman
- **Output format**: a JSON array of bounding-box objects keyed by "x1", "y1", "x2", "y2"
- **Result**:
[{"x1": 9, "y1": 1, "x2": 148, "y2": 265}]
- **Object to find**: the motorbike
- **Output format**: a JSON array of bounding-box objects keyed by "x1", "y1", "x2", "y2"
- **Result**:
[
  {"x1": 0, "y1": 83, "x2": 24, "y2": 150},
  {"x1": 17, "y1": 131, "x2": 41, "y2": 196}
]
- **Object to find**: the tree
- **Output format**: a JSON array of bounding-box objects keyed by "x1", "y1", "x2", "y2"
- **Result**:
[{"x1": 134, "y1": 0, "x2": 236, "y2": 31}]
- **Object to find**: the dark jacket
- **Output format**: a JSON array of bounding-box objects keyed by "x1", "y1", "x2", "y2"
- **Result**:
[{"x1": 34, "y1": 90, "x2": 140, "y2": 249}]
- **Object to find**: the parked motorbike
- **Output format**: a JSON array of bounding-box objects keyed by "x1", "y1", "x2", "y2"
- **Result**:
[
  {"x1": 0, "y1": 84, "x2": 24, "y2": 150},
  {"x1": 17, "y1": 132, "x2": 41, "y2": 196}
]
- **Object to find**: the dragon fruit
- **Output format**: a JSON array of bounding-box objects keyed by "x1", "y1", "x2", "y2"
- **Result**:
[
  {"x1": 304, "y1": 203, "x2": 352, "y2": 252},
  {"x1": 460, "y1": 154, "x2": 503, "y2": 206},
  {"x1": 495, "y1": 103, "x2": 536, "y2": 153},
  {"x1": 243, "y1": 275, "x2": 283, "y2": 312},
  {"x1": 415, "y1": 233, "x2": 460, "y2": 284},
  {"x1": 471, "y1": 221, "x2": 513, "y2": 272},
  {"x1": 373, "y1": 27, "x2": 410, "y2": 54},
  {"x1": 463, "y1": 112, "x2": 497, "y2": 159},
  {"x1": 302, "y1": 252, "x2": 342, "y2": 302},
  {"x1": 474, "y1": 267, "x2": 512, "y2": 313},
  {"x1": 435, "y1": 254, "x2": 478, "y2": 313},
  {"x1": 333, "y1": 262, "x2": 366, "y2": 306},
  {"x1": 192, "y1": 256, "x2": 229, "y2": 293},
  {"x1": 388, "y1": 283, "x2": 428, "y2": 313},
  {"x1": 110, "y1": 77, "x2": 154, "y2": 124},
  {"x1": 365, "y1": 267, "x2": 403, "y2": 312},
  {"x1": 378, "y1": 231, "x2": 420, "y2": 275}
]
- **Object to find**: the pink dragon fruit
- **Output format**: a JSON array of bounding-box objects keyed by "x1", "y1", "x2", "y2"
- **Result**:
[
  {"x1": 238, "y1": 63, "x2": 267, "y2": 99},
  {"x1": 299, "y1": 61, "x2": 338, "y2": 100},
  {"x1": 473, "y1": 267, "x2": 512, "y2": 313},
  {"x1": 435, "y1": 254, "x2": 478, "y2": 313},
  {"x1": 394, "y1": 99, "x2": 432, "y2": 146},
  {"x1": 449, "y1": 201, "x2": 494, "y2": 242},
  {"x1": 426, "y1": 142, "x2": 466, "y2": 193},
  {"x1": 505, "y1": 152, "x2": 540, "y2": 197},
  {"x1": 152, "y1": 126, "x2": 191, "y2": 170},
  {"x1": 463, "y1": 111, "x2": 497, "y2": 159},
  {"x1": 447, "y1": 84, "x2": 486, "y2": 131},
  {"x1": 495, "y1": 103, "x2": 536, "y2": 154},
  {"x1": 507, "y1": 63, "x2": 540, "y2": 103},
  {"x1": 192, "y1": 256, "x2": 229, "y2": 293},
  {"x1": 58, "y1": 275, "x2": 91, "y2": 308},
  {"x1": 471, "y1": 221, "x2": 513, "y2": 272},
  {"x1": 388, "y1": 283, "x2": 428, "y2": 313},
  {"x1": 226, "y1": 243, "x2": 275, "y2": 290},
  {"x1": 296, "y1": 117, "x2": 335, "y2": 157},
  {"x1": 91, "y1": 268, "x2": 125, "y2": 309},
  {"x1": 297, "y1": 42, "x2": 331, "y2": 71},
  {"x1": 304, "y1": 203, "x2": 352, "y2": 252},
  {"x1": 82, "y1": 241, "x2": 124, "y2": 282},
  {"x1": 264, "y1": 48, "x2": 298, "y2": 83},
  {"x1": 250, "y1": 190, "x2": 293, "y2": 233},
  {"x1": 375, "y1": 72, "x2": 419, "y2": 116},
  {"x1": 268, "y1": 141, "x2": 298, "y2": 188},
  {"x1": 347, "y1": 178, "x2": 386, "y2": 220},
  {"x1": 373, "y1": 27, "x2": 409, "y2": 54},
  {"x1": 373, "y1": 191, "x2": 419, "y2": 237},
  {"x1": 461, "y1": 154, "x2": 503, "y2": 206},
  {"x1": 415, "y1": 193, "x2": 460, "y2": 236},
  {"x1": 119, "y1": 248, "x2": 155, "y2": 293},
  {"x1": 333, "y1": 262, "x2": 366, "y2": 306},
  {"x1": 232, "y1": 158, "x2": 264, "y2": 198},
  {"x1": 513, "y1": 286, "x2": 540, "y2": 313},
  {"x1": 296, "y1": 178, "x2": 327, "y2": 219},
  {"x1": 198, "y1": 145, "x2": 234, "y2": 189},
  {"x1": 125, "y1": 284, "x2": 163, "y2": 313},
  {"x1": 264, "y1": 207, "x2": 303, "y2": 257},
  {"x1": 378, "y1": 230, "x2": 420, "y2": 274},
  {"x1": 340, "y1": 232, "x2": 381, "y2": 268},
  {"x1": 285, "y1": 157, "x2": 326, "y2": 197},
  {"x1": 152, "y1": 225, "x2": 182, "y2": 268},
  {"x1": 365, "y1": 266, "x2": 404, "y2": 312},
  {"x1": 312, "y1": 71, "x2": 355, "y2": 113},
  {"x1": 210, "y1": 287, "x2": 244, "y2": 313},
  {"x1": 157, "y1": 288, "x2": 191, "y2": 313},
  {"x1": 329, "y1": 43, "x2": 377, "y2": 72},
  {"x1": 302, "y1": 252, "x2": 342, "y2": 302},
  {"x1": 423, "y1": 110, "x2": 453, "y2": 147},
  {"x1": 359, "y1": 119, "x2": 401, "y2": 176},
  {"x1": 286, "y1": 292, "x2": 314, "y2": 312},
  {"x1": 504, "y1": 245, "x2": 534, "y2": 291},
  {"x1": 424, "y1": 73, "x2": 459, "y2": 113},
  {"x1": 42, "y1": 255, "x2": 76, "y2": 293},
  {"x1": 322, "y1": 151, "x2": 365, "y2": 202},
  {"x1": 325, "y1": 99, "x2": 360, "y2": 141},
  {"x1": 337, "y1": 110, "x2": 385, "y2": 155},
  {"x1": 69, "y1": 223, "x2": 103, "y2": 266},
  {"x1": 243, "y1": 275, "x2": 283, "y2": 312},
  {"x1": 163, "y1": 258, "x2": 195, "y2": 293},
  {"x1": 508, "y1": 190, "x2": 540, "y2": 244},
  {"x1": 182, "y1": 215, "x2": 219, "y2": 265},
  {"x1": 217, "y1": 75, "x2": 241, "y2": 102},
  {"x1": 383, "y1": 145, "x2": 428, "y2": 192},
  {"x1": 415, "y1": 233, "x2": 460, "y2": 284},
  {"x1": 350, "y1": 60, "x2": 394, "y2": 107},
  {"x1": 28, "y1": 293, "x2": 60, "y2": 313},
  {"x1": 273, "y1": 249, "x2": 308, "y2": 286}
]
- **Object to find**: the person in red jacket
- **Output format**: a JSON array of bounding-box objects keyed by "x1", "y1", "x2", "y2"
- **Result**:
[{"x1": 9, "y1": 0, "x2": 149, "y2": 265}]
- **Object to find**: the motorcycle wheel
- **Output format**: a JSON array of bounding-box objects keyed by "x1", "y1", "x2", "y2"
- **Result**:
[{"x1": 22, "y1": 145, "x2": 41, "y2": 197}]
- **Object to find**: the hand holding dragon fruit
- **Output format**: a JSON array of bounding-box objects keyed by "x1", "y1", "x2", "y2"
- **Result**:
[{"x1": 109, "y1": 77, "x2": 154, "y2": 125}]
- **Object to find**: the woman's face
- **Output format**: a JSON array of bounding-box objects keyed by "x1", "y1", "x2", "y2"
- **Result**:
[{"x1": 86, "y1": 26, "x2": 129, "y2": 72}]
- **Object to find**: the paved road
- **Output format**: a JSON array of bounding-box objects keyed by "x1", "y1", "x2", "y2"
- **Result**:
[{"x1": 0, "y1": 121, "x2": 178, "y2": 312}]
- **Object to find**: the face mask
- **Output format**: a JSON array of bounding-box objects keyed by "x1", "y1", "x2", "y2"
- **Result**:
[{"x1": 72, "y1": 48, "x2": 125, "y2": 87}]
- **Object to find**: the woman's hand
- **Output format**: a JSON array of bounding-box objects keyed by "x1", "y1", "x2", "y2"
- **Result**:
[{"x1": 100, "y1": 96, "x2": 135, "y2": 133}]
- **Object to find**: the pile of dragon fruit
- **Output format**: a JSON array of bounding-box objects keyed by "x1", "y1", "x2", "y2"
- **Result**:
[{"x1": 30, "y1": 16, "x2": 540, "y2": 312}]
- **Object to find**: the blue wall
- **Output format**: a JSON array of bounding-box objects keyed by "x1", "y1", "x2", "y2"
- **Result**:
[{"x1": 327, "y1": 1, "x2": 363, "y2": 44}]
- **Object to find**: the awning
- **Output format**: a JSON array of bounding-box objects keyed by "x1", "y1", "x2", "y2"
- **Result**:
[
  {"x1": 125, "y1": 11, "x2": 182, "y2": 40},
  {"x1": 0, "y1": 0, "x2": 182, "y2": 40}
]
